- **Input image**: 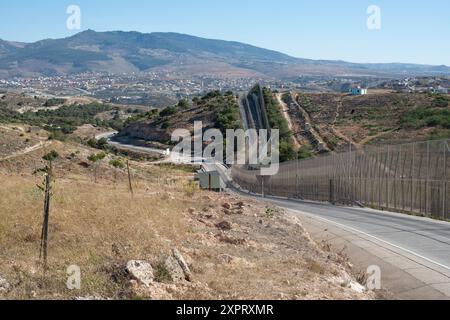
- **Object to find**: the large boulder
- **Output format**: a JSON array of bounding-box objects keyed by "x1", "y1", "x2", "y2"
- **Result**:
[{"x1": 126, "y1": 260, "x2": 154, "y2": 287}]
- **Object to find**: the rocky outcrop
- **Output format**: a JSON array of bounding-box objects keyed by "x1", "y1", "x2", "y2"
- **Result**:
[
  {"x1": 0, "y1": 274, "x2": 10, "y2": 294},
  {"x1": 164, "y1": 256, "x2": 186, "y2": 283},
  {"x1": 172, "y1": 249, "x2": 192, "y2": 282},
  {"x1": 126, "y1": 260, "x2": 154, "y2": 287}
]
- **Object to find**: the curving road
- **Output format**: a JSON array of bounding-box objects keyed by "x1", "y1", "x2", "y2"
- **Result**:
[{"x1": 105, "y1": 137, "x2": 450, "y2": 299}]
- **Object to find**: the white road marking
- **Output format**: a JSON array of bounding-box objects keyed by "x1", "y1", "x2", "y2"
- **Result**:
[{"x1": 288, "y1": 207, "x2": 450, "y2": 273}]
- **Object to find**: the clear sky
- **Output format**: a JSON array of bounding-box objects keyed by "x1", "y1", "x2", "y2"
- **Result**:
[{"x1": 1, "y1": 0, "x2": 449, "y2": 65}]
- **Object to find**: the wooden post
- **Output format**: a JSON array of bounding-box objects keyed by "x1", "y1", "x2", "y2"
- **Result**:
[
  {"x1": 127, "y1": 160, "x2": 133, "y2": 195},
  {"x1": 40, "y1": 172, "x2": 51, "y2": 269}
]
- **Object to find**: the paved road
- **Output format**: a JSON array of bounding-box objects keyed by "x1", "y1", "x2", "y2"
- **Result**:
[
  {"x1": 210, "y1": 162, "x2": 450, "y2": 298},
  {"x1": 96, "y1": 132, "x2": 169, "y2": 156},
  {"x1": 263, "y1": 198, "x2": 450, "y2": 271}
]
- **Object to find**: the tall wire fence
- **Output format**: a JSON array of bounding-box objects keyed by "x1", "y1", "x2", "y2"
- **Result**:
[{"x1": 232, "y1": 139, "x2": 450, "y2": 220}]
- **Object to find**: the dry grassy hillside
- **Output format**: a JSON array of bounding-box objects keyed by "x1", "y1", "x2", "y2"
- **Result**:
[{"x1": 0, "y1": 135, "x2": 377, "y2": 300}]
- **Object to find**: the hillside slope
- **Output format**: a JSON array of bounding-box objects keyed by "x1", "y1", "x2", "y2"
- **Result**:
[
  {"x1": 288, "y1": 92, "x2": 450, "y2": 154},
  {"x1": 118, "y1": 91, "x2": 241, "y2": 147},
  {"x1": 0, "y1": 129, "x2": 375, "y2": 300}
]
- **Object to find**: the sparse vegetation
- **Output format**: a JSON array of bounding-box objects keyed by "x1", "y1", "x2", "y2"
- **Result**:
[
  {"x1": 401, "y1": 107, "x2": 450, "y2": 130},
  {"x1": 109, "y1": 158, "x2": 125, "y2": 169},
  {"x1": 261, "y1": 87, "x2": 296, "y2": 162},
  {"x1": 298, "y1": 145, "x2": 314, "y2": 159},
  {"x1": 0, "y1": 102, "x2": 124, "y2": 134},
  {"x1": 44, "y1": 98, "x2": 67, "y2": 107}
]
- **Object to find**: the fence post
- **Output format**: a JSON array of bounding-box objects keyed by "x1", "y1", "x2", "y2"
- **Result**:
[
  {"x1": 261, "y1": 178, "x2": 265, "y2": 198},
  {"x1": 425, "y1": 141, "x2": 430, "y2": 215},
  {"x1": 127, "y1": 160, "x2": 134, "y2": 195},
  {"x1": 40, "y1": 172, "x2": 52, "y2": 269},
  {"x1": 329, "y1": 179, "x2": 334, "y2": 204},
  {"x1": 443, "y1": 141, "x2": 448, "y2": 219}
]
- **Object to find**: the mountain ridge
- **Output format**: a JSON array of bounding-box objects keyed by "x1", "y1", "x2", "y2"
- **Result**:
[{"x1": 0, "y1": 30, "x2": 449, "y2": 79}]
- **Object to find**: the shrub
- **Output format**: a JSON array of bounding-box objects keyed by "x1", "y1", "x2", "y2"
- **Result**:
[
  {"x1": 298, "y1": 145, "x2": 314, "y2": 159},
  {"x1": 43, "y1": 150, "x2": 60, "y2": 162},
  {"x1": 88, "y1": 152, "x2": 107, "y2": 163},
  {"x1": 160, "y1": 106, "x2": 178, "y2": 118},
  {"x1": 401, "y1": 107, "x2": 450, "y2": 129},
  {"x1": 109, "y1": 159, "x2": 124, "y2": 169}
]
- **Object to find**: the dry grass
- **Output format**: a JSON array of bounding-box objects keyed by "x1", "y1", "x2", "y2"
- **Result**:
[
  {"x1": 0, "y1": 170, "x2": 194, "y2": 299},
  {"x1": 0, "y1": 139, "x2": 374, "y2": 300}
]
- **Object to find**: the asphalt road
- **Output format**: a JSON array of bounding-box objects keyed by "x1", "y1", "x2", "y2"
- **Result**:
[
  {"x1": 107, "y1": 139, "x2": 450, "y2": 297},
  {"x1": 256, "y1": 196, "x2": 450, "y2": 271}
]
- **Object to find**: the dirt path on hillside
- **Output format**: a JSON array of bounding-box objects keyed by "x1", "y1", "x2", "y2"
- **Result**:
[
  {"x1": 276, "y1": 93, "x2": 301, "y2": 150},
  {"x1": 330, "y1": 96, "x2": 360, "y2": 150},
  {"x1": 291, "y1": 93, "x2": 331, "y2": 153},
  {"x1": 0, "y1": 141, "x2": 51, "y2": 162},
  {"x1": 358, "y1": 129, "x2": 397, "y2": 146}
]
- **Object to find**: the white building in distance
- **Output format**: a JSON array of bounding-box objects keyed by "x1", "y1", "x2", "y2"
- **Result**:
[{"x1": 350, "y1": 86, "x2": 368, "y2": 95}]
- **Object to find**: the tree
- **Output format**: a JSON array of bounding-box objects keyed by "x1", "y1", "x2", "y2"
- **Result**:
[
  {"x1": 42, "y1": 150, "x2": 60, "y2": 163},
  {"x1": 177, "y1": 99, "x2": 190, "y2": 109}
]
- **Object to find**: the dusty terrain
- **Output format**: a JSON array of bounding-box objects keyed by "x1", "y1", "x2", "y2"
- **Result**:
[{"x1": 0, "y1": 135, "x2": 375, "y2": 300}]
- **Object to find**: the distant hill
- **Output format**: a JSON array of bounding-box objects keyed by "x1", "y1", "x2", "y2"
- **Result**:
[{"x1": 0, "y1": 30, "x2": 449, "y2": 79}]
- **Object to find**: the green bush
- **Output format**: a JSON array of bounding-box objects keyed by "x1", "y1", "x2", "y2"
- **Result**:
[
  {"x1": 432, "y1": 95, "x2": 449, "y2": 108},
  {"x1": 109, "y1": 158, "x2": 125, "y2": 169},
  {"x1": 401, "y1": 107, "x2": 450, "y2": 129},
  {"x1": 1, "y1": 102, "x2": 122, "y2": 134},
  {"x1": 160, "y1": 106, "x2": 178, "y2": 118},
  {"x1": 44, "y1": 98, "x2": 66, "y2": 107},
  {"x1": 298, "y1": 145, "x2": 313, "y2": 159},
  {"x1": 43, "y1": 150, "x2": 60, "y2": 162},
  {"x1": 88, "y1": 152, "x2": 107, "y2": 163}
]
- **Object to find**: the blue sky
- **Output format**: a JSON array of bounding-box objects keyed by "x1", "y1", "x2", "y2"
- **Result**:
[{"x1": 0, "y1": 0, "x2": 449, "y2": 65}]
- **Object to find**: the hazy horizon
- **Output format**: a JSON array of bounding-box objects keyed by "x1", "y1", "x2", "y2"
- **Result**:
[{"x1": 1, "y1": 0, "x2": 450, "y2": 66}]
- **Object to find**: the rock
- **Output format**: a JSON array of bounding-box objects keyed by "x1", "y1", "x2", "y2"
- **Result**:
[
  {"x1": 216, "y1": 233, "x2": 245, "y2": 245},
  {"x1": 188, "y1": 208, "x2": 195, "y2": 214},
  {"x1": 75, "y1": 295, "x2": 105, "y2": 300},
  {"x1": 218, "y1": 254, "x2": 234, "y2": 264},
  {"x1": 112, "y1": 243, "x2": 131, "y2": 257},
  {"x1": 197, "y1": 218, "x2": 214, "y2": 228},
  {"x1": 217, "y1": 255, "x2": 255, "y2": 268},
  {"x1": 126, "y1": 260, "x2": 154, "y2": 287},
  {"x1": 164, "y1": 256, "x2": 185, "y2": 283},
  {"x1": 235, "y1": 201, "x2": 245, "y2": 208},
  {"x1": 215, "y1": 220, "x2": 232, "y2": 231},
  {"x1": 223, "y1": 209, "x2": 231, "y2": 215},
  {"x1": 172, "y1": 248, "x2": 192, "y2": 282},
  {"x1": 0, "y1": 275, "x2": 10, "y2": 294},
  {"x1": 222, "y1": 203, "x2": 231, "y2": 210}
]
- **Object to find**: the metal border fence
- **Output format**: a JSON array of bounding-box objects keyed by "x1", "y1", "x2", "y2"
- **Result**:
[{"x1": 232, "y1": 139, "x2": 450, "y2": 220}]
